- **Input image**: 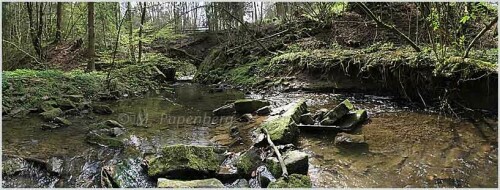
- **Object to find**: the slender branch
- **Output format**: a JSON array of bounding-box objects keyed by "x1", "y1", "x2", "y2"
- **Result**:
[
  {"x1": 356, "y1": 2, "x2": 421, "y2": 52},
  {"x1": 464, "y1": 17, "x2": 498, "y2": 58},
  {"x1": 261, "y1": 128, "x2": 288, "y2": 178},
  {"x1": 228, "y1": 29, "x2": 289, "y2": 52},
  {"x1": 2, "y1": 39, "x2": 43, "y2": 64}
]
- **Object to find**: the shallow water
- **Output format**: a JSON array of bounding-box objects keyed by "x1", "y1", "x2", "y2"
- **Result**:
[{"x1": 2, "y1": 83, "x2": 498, "y2": 187}]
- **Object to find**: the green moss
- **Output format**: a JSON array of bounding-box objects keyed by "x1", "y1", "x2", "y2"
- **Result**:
[
  {"x1": 147, "y1": 145, "x2": 220, "y2": 178},
  {"x1": 260, "y1": 99, "x2": 306, "y2": 144},
  {"x1": 235, "y1": 147, "x2": 263, "y2": 177},
  {"x1": 157, "y1": 178, "x2": 224, "y2": 188},
  {"x1": 268, "y1": 174, "x2": 312, "y2": 188},
  {"x1": 434, "y1": 56, "x2": 496, "y2": 78},
  {"x1": 3, "y1": 62, "x2": 176, "y2": 116},
  {"x1": 270, "y1": 51, "x2": 310, "y2": 65}
]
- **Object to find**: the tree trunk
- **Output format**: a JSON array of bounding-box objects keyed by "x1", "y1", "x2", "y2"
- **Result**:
[
  {"x1": 86, "y1": 2, "x2": 95, "y2": 72},
  {"x1": 37, "y1": 2, "x2": 44, "y2": 57},
  {"x1": 54, "y1": 2, "x2": 62, "y2": 43},
  {"x1": 464, "y1": 17, "x2": 498, "y2": 58},
  {"x1": 26, "y1": 2, "x2": 41, "y2": 57},
  {"x1": 138, "y1": 2, "x2": 147, "y2": 64},
  {"x1": 127, "y1": 2, "x2": 135, "y2": 62}
]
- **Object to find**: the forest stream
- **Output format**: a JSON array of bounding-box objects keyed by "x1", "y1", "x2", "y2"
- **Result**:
[{"x1": 2, "y1": 83, "x2": 497, "y2": 188}]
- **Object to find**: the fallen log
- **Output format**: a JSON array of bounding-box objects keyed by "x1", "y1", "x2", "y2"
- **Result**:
[{"x1": 261, "y1": 128, "x2": 288, "y2": 179}]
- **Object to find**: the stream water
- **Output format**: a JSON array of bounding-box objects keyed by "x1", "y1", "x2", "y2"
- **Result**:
[{"x1": 2, "y1": 83, "x2": 498, "y2": 188}]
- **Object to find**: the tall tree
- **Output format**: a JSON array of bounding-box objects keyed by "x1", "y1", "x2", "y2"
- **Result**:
[
  {"x1": 54, "y1": 2, "x2": 62, "y2": 43},
  {"x1": 86, "y1": 2, "x2": 95, "y2": 72},
  {"x1": 127, "y1": 2, "x2": 135, "y2": 62},
  {"x1": 138, "y1": 2, "x2": 146, "y2": 64}
]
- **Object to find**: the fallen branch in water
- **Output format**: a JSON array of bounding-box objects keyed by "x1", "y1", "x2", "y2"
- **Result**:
[{"x1": 261, "y1": 128, "x2": 288, "y2": 178}]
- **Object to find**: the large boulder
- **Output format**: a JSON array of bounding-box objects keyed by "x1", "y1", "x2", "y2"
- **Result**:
[
  {"x1": 234, "y1": 99, "x2": 270, "y2": 114},
  {"x1": 40, "y1": 108, "x2": 63, "y2": 121},
  {"x1": 320, "y1": 99, "x2": 353, "y2": 125},
  {"x1": 260, "y1": 99, "x2": 307, "y2": 144},
  {"x1": 157, "y1": 178, "x2": 224, "y2": 188},
  {"x1": 268, "y1": 174, "x2": 312, "y2": 188},
  {"x1": 266, "y1": 150, "x2": 309, "y2": 177},
  {"x1": 146, "y1": 145, "x2": 224, "y2": 179},
  {"x1": 213, "y1": 104, "x2": 235, "y2": 116}
]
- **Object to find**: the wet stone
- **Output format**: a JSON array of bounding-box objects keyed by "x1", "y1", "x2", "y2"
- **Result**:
[
  {"x1": 334, "y1": 132, "x2": 367, "y2": 147},
  {"x1": 228, "y1": 178, "x2": 250, "y2": 188},
  {"x1": 335, "y1": 109, "x2": 368, "y2": 130},
  {"x1": 41, "y1": 123, "x2": 61, "y2": 130},
  {"x1": 92, "y1": 104, "x2": 113, "y2": 115},
  {"x1": 234, "y1": 99, "x2": 270, "y2": 114},
  {"x1": 300, "y1": 113, "x2": 315, "y2": 125},
  {"x1": 238, "y1": 113, "x2": 254, "y2": 122},
  {"x1": 105, "y1": 120, "x2": 125, "y2": 128},
  {"x1": 213, "y1": 103, "x2": 235, "y2": 116}
]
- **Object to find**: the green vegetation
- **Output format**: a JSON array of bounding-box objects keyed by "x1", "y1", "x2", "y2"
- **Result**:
[{"x1": 2, "y1": 62, "x2": 176, "y2": 116}]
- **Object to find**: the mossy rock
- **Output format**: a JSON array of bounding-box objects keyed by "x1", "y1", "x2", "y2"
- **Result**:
[
  {"x1": 268, "y1": 174, "x2": 312, "y2": 188},
  {"x1": 322, "y1": 99, "x2": 353, "y2": 124},
  {"x1": 146, "y1": 144, "x2": 223, "y2": 179},
  {"x1": 40, "y1": 108, "x2": 63, "y2": 121},
  {"x1": 334, "y1": 109, "x2": 368, "y2": 130},
  {"x1": 260, "y1": 99, "x2": 307, "y2": 144},
  {"x1": 235, "y1": 147, "x2": 264, "y2": 177},
  {"x1": 157, "y1": 178, "x2": 224, "y2": 188},
  {"x1": 234, "y1": 99, "x2": 270, "y2": 114}
]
